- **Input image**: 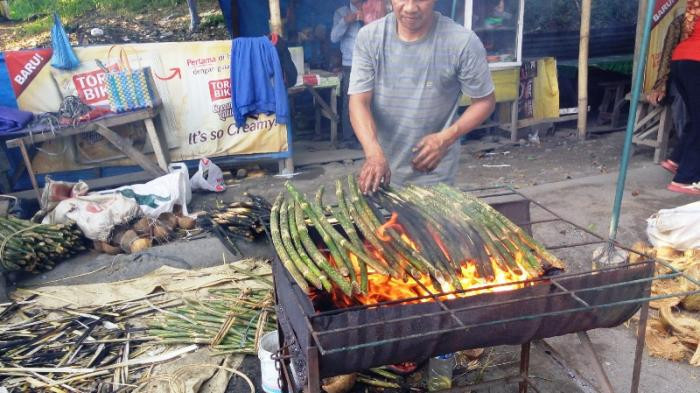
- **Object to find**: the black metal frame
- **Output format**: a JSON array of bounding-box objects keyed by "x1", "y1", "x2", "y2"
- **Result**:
[{"x1": 274, "y1": 186, "x2": 700, "y2": 393}]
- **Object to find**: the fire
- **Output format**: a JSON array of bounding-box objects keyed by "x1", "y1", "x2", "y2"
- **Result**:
[{"x1": 324, "y1": 214, "x2": 541, "y2": 308}]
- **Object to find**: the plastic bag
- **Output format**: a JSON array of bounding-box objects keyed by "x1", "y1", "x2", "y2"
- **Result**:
[
  {"x1": 190, "y1": 158, "x2": 225, "y2": 192},
  {"x1": 50, "y1": 13, "x2": 80, "y2": 70},
  {"x1": 100, "y1": 170, "x2": 192, "y2": 218},
  {"x1": 42, "y1": 194, "x2": 141, "y2": 241},
  {"x1": 647, "y1": 201, "x2": 700, "y2": 251}
]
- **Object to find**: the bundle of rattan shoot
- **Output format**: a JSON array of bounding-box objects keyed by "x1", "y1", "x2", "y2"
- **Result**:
[
  {"x1": 270, "y1": 177, "x2": 564, "y2": 305},
  {"x1": 0, "y1": 216, "x2": 86, "y2": 273}
]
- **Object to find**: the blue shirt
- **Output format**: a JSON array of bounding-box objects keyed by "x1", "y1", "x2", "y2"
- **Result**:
[{"x1": 331, "y1": 3, "x2": 362, "y2": 67}]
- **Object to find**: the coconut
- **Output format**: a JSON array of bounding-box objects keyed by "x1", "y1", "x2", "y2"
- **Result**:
[
  {"x1": 153, "y1": 224, "x2": 173, "y2": 242},
  {"x1": 133, "y1": 217, "x2": 152, "y2": 236},
  {"x1": 102, "y1": 242, "x2": 122, "y2": 255},
  {"x1": 93, "y1": 240, "x2": 104, "y2": 252},
  {"x1": 158, "y1": 212, "x2": 178, "y2": 231},
  {"x1": 130, "y1": 238, "x2": 152, "y2": 254},
  {"x1": 119, "y1": 230, "x2": 140, "y2": 253},
  {"x1": 177, "y1": 216, "x2": 197, "y2": 230}
]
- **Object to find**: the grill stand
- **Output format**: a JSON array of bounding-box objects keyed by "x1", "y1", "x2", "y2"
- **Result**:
[
  {"x1": 276, "y1": 322, "x2": 650, "y2": 393},
  {"x1": 270, "y1": 187, "x2": 691, "y2": 393}
]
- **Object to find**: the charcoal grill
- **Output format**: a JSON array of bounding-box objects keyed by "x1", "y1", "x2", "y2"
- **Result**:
[{"x1": 271, "y1": 186, "x2": 700, "y2": 393}]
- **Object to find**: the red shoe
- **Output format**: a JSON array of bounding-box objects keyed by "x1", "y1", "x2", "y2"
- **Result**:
[
  {"x1": 661, "y1": 160, "x2": 679, "y2": 174},
  {"x1": 667, "y1": 182, "x2": 700, "y2": 196}
]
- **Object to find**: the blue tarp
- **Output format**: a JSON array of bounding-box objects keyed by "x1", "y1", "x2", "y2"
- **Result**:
[{"x1": 0, "y1": 53, "x2": 17, "y2": 108}]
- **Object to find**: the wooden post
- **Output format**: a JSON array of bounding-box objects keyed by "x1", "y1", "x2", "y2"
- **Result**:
[
  {"x1": 269, "y1": 0, "x2": 283, "y2": 35},
  {"x1": 577, "y1": 0, "x2": 592, "y2": 139},
  {"x1": 632, "y1": 0, "x2": 649, "y2": 88}
]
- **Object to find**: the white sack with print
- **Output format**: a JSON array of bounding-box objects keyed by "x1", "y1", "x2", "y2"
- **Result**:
[
  {"x1": 42, "y1": 194, "x2": 141, "y2": 241},
  {"x1": 100, "y1": 170, "x2": 191, "y2": 217}
]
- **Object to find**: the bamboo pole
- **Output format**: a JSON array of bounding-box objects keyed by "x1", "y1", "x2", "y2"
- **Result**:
[
  {"x1": 631, "y1": 0, "x2": 649, "y2": 88},
  {"x1": 577, "y1": 0, "x2": 592, "y2": 140},
  {"x1": 268, "y1": 0, "x2": 283, "y2": 35}
]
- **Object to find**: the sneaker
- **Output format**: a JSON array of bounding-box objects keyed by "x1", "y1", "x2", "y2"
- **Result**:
[
  {"x1": 667, "y1": 182, "x2": 700, "y2": 196},
  {"x1": 660, "y1": 160, "x2": 679, "y2": 174}
]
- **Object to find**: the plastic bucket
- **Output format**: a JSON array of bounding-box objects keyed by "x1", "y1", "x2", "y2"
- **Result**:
[{"x1": 258, "y1": 331, "x2": 282, "y2": 393}]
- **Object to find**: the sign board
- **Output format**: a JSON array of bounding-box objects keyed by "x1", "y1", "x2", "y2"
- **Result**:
[
  {"x1": 1, "y1": 41, "x2": 289, "y2": 174},
  {"x1": 644, "y1": 0, "x2": 687, "y2": 93}
]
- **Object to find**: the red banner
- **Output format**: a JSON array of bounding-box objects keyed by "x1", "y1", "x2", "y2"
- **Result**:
[{"x1": 5, "y1": 49, "x2": 52, "y2": 97}]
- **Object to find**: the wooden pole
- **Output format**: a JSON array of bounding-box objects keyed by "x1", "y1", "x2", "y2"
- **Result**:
[
  {"x1": 632, "y1": 0, "x2": 649, "y2": 88},
  {"x1": 269, "y1": 0, "x2": 283, "y2": 35},
  {"x1": 577, "y1": 0, "x2": 592, "y2": 139}
]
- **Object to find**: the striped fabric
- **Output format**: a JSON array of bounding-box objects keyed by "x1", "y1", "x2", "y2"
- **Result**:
[{"x1": 106, "y1": 67, "x2": 155, "y2": 113}]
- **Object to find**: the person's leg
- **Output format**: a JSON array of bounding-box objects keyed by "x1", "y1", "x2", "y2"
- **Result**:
[
  {"x1": 341, "y1": 66, "x2": 358, "y2": 146},
  {"x1": 671, "y1": 61, "x2": 700, "y2": 187}
]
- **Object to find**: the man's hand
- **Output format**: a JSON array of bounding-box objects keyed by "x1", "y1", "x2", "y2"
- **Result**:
[
  {"x1": 647, "y1": 89, "x2": 666, "y2": 106},
  {"x1": 344, "y1": 11, "x2": 361, "y2": 23},
  {"x1": 359, "y1": 152, "x2": 391, "y2": 194},
  {"x1": 412, "y1": 132, "x2": 451, "y2": 173}
]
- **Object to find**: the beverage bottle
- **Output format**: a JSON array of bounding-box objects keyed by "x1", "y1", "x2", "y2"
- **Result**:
[{"x1": 427, "y1": 353, "x2": 455, "y2": 391}]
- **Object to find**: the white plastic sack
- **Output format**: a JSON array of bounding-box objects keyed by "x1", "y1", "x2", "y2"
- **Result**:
[
  {"x1": 190, "y1": 158, "x2": 225, "y2": 192},
  {"x1": 100, "y1": 170, "x2": 191, "y2": 217},
  {"x1": 646, "y1": 201, "x2": 700, "y2": 251},
  {"x1": 42, "y1": 194, "x2": 141, "y2": 241}
]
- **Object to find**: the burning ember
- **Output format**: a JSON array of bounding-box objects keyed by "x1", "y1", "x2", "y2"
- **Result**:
[
  {"x1": 326, "y1": 216, "x2": 539, "y2": 307},
  {"x1": 272, "y1": 180, "x2": 564, "y2": 311}
]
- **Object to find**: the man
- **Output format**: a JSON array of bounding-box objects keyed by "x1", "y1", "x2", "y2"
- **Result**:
[
  {"x1": 331, "y1": 0, "x2": 365, "y2": 148},
  {"x1": 349, "y1": 0, "x2": 496, "y2": 193}
]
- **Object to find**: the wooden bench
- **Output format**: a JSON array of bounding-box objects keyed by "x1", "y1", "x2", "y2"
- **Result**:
[
  {"x1": 630, "y1": 96, "x2": 672, "y2": 163},
  {"x1": 6, "y1": 106, "x2": 170, "y2": 203}
]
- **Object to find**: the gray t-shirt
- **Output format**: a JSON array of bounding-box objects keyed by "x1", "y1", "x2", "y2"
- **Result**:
[{"x1": 349, "y1": 12, "x2": 494, "y2": 186}]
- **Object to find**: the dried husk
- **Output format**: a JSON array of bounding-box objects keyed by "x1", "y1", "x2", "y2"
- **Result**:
[
  {"x1": 322, "y1": 374, "x2": 356, "y2": 393},
  {"x1": 681, "y1": 263, "x2": 700, "y2": 312}
]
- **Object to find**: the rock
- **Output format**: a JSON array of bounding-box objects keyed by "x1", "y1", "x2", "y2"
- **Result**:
[
  {"x1": 236, "y1": 168, "x2": 248, "y2": 179},
  {"x1": 90, "y1": 27, "x2": 104, "y2": 37},
  {"x1": 160, "y1": 31, "x2": 174, "y2": 39},
  {"x1": 122, "y1": 36, "x2": 130, "y2": 42}
]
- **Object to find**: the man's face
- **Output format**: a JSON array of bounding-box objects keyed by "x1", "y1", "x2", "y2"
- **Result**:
[{"x1": 391, "y1": 0, "x2": 436, "y2": 32}]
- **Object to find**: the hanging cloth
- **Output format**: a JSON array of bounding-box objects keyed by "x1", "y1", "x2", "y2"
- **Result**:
[
  {"x1": 683, "y1": 0, "x2": 700, "y2": 40},
  {"x1": 50, "y1": 13, "x2": 80, "y2": 70}
]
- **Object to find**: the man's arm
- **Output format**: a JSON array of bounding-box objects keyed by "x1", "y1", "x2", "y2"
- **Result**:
[
  {"x1": 331, "y1": 8, "x2": 352, "y2": 44},
  {"x1": 350, "y1": 91, "x2": 390, "y2": 193},
  {"x1": 412, "y1": 94, "x2": 496, "y2": 172}
]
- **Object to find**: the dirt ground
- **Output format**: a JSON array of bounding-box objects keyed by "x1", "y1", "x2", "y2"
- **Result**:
[{"x1": 0, "y1": 1, "x2": 229, "y2": 52}]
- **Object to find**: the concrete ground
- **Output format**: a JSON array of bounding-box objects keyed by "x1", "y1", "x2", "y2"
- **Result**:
[{"x1": 6, "y1": 131, "x2": 699, "y2": 392}]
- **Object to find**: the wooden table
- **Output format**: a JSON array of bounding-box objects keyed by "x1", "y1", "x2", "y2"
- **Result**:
[
  {"x1": 6, "y1": 107, "x2": 170, "y2": 203},
  {"x1": 288, "y1": 75, "x2": 341, "y2": 148}
]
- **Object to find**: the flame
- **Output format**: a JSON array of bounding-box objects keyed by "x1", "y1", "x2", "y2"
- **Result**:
[
  {"x1": 322, "y1": 214, "x2": 542, "y2": 309},
  {"x1": 375, "y1": 212, "x2": 400, "y2": 242}
]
